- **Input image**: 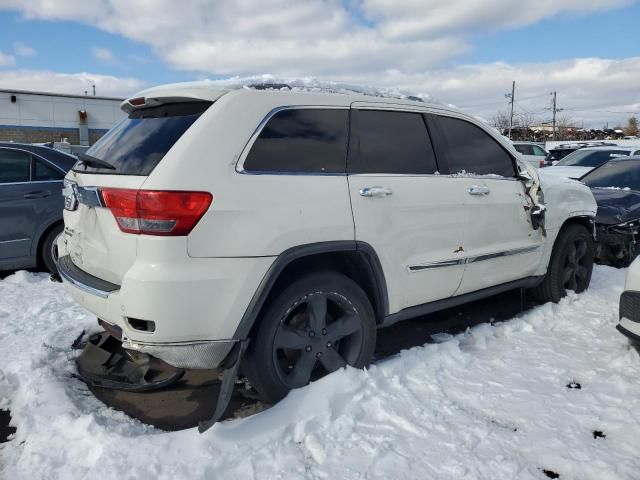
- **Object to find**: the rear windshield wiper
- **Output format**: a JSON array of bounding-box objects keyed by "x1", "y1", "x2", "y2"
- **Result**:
[{"x1": 77, "y1": 153, "x2": 116, "y2": 170}]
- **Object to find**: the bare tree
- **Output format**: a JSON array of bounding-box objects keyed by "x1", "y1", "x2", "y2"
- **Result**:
[
  {"x1": 624, "y1": 116, "x2": 639, "y2": 137},
  {"x1": 491, "y1": 111, "x2": 511, "y2": 133},
  {"x1": 555, "y1": 114, "x2": 576, "y2": 140},
  {"x1": 514, "y1": 111, "x2": 536, "y2": 140}
]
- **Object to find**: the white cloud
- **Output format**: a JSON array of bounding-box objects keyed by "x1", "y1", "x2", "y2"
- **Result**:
[
  {"x1": 0, "y1": 51, "x2": 15, "y2": 66},
  {"x1": 91, "y1": 47, "x2": 115, "y2": 62},
  {"x1": 338, "y1": 57, "x2": 640, "y2": 128},
  {"x1": 0, "y1": 0, "x2": 631, "y2": 77},
  {"x1": 362, "y1": 0, "x2": 633, "y2": 39},
  {"x1": 0, "y1": 69, "x2": 144, "y2": 97},
  {"x1": 14, "y1": 42, "x2": 36, "y2": 57}
]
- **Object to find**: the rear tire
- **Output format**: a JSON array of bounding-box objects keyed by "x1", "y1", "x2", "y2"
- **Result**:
[
  {"x1": 40, "y1": 224, "x2": 63, "y2": 275},
  {"x1": 531, "y1": 223, "x2": 594, "y2": 303},
  {"x1": 243, "y1": 272, "x2": 376, "y2": 404}
]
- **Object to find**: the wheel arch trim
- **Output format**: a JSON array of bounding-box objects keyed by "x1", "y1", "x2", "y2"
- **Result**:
[{"x1": 232, "y1": 241, "x2": 388, "y2": 340}]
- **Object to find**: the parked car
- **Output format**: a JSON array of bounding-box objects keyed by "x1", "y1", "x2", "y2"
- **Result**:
[
  {"x1": 56, "y1": 84, "x2": 597, "y2": 420},
  {"x1": 580, "y1": 157, "x2": 640, "y2": 267},
  {"x1": 618, "y1": 257, "x2": 640, "y2": 342},
  {"x1": 543, "y1": 146, "x2": 640, "y2": 179},
  {"x1": 0, "y1": 142, "x2": 76, "y2": 273},
  {"x1": 512, "y1": 141, "x2": 548, "y2": 168},
  {"x1": 544, "y1": 142, "x2": 618, "y2": 166}
]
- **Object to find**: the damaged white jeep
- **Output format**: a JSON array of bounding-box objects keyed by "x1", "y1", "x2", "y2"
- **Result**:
[{"x1": 55, "y1": 83, "x2": 597, "y2": 430}]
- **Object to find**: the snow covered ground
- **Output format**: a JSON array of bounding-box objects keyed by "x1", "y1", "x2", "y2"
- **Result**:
[{"x1": 1, "y1": 266, "x2": 639, "y2": 480}]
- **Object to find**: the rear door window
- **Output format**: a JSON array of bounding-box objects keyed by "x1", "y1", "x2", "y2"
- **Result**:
[
  {"x1": 348, "y1": 109, "x2": 438, "y2": 174},
  {"x1": 244, "y1": 108, "x2": 348, "y2": 173},
  {"x1": 74, "y1": 101, "x2": 211, "y2": 176},
  {"x1": 0, "y1": 149, "x2": 30, "y2": 183},
  {"x1": 432, "y1": 115, "x2": 516, "y2": 177}
]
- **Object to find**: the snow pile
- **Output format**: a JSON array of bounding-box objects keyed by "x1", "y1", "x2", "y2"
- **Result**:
[{"x1": 1, "y1": 267, "x2": 640, "y2": 479}]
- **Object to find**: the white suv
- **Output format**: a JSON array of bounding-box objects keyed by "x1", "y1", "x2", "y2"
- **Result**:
[{"x1": 56, "y1": 82, "x2": 597, "y2": 412}]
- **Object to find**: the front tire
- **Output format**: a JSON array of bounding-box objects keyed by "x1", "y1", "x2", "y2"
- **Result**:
[
  {"x1": 531, "y1": 223, "x2": 594, "y2": 303},
  {"x1": 243, "y1": 272, "x2": 376, "y2": 404}
]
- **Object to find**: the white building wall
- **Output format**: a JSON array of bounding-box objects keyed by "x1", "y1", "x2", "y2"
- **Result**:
[{"x1": 0, "y1": 89, "x2": 125, "y2": 131}]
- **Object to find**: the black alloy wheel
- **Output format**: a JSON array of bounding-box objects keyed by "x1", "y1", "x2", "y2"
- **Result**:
[
  {"x1": 243, "y1": 272, "x2": 376, "y2": 403},
  {"x1": 562, "y1": 237, "x2": 590, "y2": 292}
]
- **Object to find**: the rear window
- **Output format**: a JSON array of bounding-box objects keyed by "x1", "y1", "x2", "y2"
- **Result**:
[
  {"x1": 74, "y1": 101, "x2": 211, "y2": 175},
  {"x1": 243, "y1": 108, "x2": 348, "y2": 173}
]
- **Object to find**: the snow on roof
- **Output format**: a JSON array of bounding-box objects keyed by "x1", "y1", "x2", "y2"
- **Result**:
[
  {"x1": 216, "y1": 75, "x2": 442, "y2": 103},
  {"x1": 138, "y1": 75, "x2": 448, "y2": 107}
]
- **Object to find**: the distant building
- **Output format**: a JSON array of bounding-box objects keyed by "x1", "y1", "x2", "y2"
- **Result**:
[{"x1": 0, "y1": 89, "x2": 125, "y2": 146}]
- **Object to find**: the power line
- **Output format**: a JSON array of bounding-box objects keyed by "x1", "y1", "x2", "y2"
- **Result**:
[{"x1": 458, "y1": 92, "x2": 548, "y2": 109}]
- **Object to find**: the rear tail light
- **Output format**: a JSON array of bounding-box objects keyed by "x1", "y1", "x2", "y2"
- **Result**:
[
  {"x1": 539, "y1": 159, "x2": 545, "y2": 168},
  {"x1": 101, "y1": 189, "x2": 213, "y2": 236}
]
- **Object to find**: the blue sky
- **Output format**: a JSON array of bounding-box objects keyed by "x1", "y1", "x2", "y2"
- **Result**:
[{"x1": 0, "y1": 0, "x2": 638, "y2": 127}]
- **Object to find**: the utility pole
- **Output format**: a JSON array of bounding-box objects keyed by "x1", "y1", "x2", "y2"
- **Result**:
[
  {"x1": 505, "y1": 81, "x2": 515, "y2": 139},
  {"x1": 550, "y1": 91, "x2": 564, "y2": 141}
]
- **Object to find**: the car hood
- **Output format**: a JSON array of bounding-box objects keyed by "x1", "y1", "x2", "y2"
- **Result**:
[
  {"x1": 592, "y1": 188, "x2": 640, "y2": 225},
  {"x1": 543, "y1": 166, "x2": 593, "y2": 179}
]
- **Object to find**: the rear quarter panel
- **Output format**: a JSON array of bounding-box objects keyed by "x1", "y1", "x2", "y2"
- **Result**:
[{"x1": 142, "y1": 90, "x2": 356, "y2": 257}]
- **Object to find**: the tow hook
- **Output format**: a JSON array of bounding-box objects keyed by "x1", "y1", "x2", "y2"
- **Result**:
[{"x1": 198, "y1": 339, "x2": 249, "y2": 433}]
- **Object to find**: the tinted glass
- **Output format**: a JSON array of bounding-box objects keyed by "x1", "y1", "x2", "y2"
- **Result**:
[
  {"x1": 435, "y1": 116, "x2": 515, "y2": 176},
  {"x1": 34, "y1": 159, "x2": 63, "y2": 181},
  {"x1": 582, "y1": 160, "x2": 640, "y2": 190},
  {"x1": 349, "y1": 110, "x2": 438, "y2": 174},
  {"x1": 556, "y1": 149, "x2": 629, "y2": 167},
  {"x1": 0, "y1": 149, "x2": 30, "y2": 183},
  {"x1": 514, "y1": 144, "x2": 533, "y2": 155},
  {"x1": 244, "y1": 109, "x2": 348, "y2": 173},
  {"x1": 75, "y1": 102, "x2": 211, "y2": 175}
]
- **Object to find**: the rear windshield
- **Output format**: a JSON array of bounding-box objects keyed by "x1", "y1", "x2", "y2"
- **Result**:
[
  {"x1": 73, "y1": 101, "x2": 211, "y2": 175},
  {"x1": 555, "y1": 149, "x2": 629, "y2": 167}
]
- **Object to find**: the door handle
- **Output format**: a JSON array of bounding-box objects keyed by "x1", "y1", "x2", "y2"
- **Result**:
[
  {"x1": 359, "y1": 186, "x2": 393, "y2": 197},
  {"x1": 23, "y1": 190, "x2": 51, "y2": 199},
  {"x1": 467, "y1": 185, "x2": 490, "y2": 196}
]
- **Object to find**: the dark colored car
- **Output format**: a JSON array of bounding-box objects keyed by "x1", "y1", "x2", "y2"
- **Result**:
[
  {"x1": 0, "y1": 142, "x2": 76, "y2": 272},
  {"x1": 581, "y1": 156, "x2": 640, "y2": 267},
  {"x1": 544, "y1": 142, "x2": 618, "y2": 166}
]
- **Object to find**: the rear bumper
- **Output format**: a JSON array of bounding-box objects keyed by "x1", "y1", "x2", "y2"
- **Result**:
[
  {"x1": 618, "y1": 290, "x2": 640, "y2": 342},
  {"x1": 56, "y1": 240, "x2": 274, "y2": 368}
]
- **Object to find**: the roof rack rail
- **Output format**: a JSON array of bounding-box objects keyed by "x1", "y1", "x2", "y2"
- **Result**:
[{"x1": 243, "y1": 82, "x2": 425, "y2": 102}]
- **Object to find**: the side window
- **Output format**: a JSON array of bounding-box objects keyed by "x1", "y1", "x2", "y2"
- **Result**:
[
  {"x1": 244, "y1": 108, "x2": 348, "y2": 173},
  {"x1": 433, "y1": 116, "x2": 516, "y2": 177},
  {"x1": 0, "y1": 149, "x2": 30, "y2": 184},
  {"x1": 532, "y1": 145, "x2": 547, "y2": 156},
  {"x1": 33, "y1": 159, "x2": 63, "y2": 181},
  {"x1": 514, "y1": 144, "x2": 533, "y2": 155},
  {"x1": 349, "y1": 110, "x2": 438, "y2": 174}
]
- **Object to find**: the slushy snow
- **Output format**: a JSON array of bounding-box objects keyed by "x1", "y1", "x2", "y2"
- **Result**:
[{"x1": 1, "y1": 266, "x2": 640, "y2": 479}]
